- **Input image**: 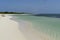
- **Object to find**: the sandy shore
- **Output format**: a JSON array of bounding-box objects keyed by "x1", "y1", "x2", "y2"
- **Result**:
[
  {"x1": 0, "y1": 14, "x2": 27, "y2": 40},
  {"x1": 0, "y1": 14, "x2": 53, "y2": 40},
  {"x1": 12, "y1": 15, "x2": 51, "y2": 40}
]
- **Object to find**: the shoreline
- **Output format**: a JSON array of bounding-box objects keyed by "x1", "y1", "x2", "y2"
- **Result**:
[
  {"x1": 11, "y1": 15, "x2": 51, "y2": 40},
  {"x1": 5, "y1": 14, "x2": 59, "y2": 40},
  {"x1": 0, "y1": 14, "x2": 58, "y2": 40}
]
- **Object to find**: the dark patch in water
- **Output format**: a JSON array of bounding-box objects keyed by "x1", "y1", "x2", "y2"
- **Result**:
[{"x1": 34, "y1": 14, "x2": 60, "y2": 18}]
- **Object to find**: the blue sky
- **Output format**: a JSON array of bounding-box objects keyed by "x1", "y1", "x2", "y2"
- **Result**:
[{"x1": 0, "y1": 0, "x2": 60, "y2": 13}]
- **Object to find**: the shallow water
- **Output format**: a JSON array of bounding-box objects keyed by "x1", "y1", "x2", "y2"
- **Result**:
[{"x1": 13, "y1": 14, "x2": 60, "y2": 40}]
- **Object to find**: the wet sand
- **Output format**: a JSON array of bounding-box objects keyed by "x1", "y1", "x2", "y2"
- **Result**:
[{"x1": 18, "y1": 21, "x2": 50, "y2": 40}]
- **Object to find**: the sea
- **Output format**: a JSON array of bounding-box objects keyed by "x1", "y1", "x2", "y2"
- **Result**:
[{"x1": 12, "y1": 14, "x2": 60, "y2": 40}]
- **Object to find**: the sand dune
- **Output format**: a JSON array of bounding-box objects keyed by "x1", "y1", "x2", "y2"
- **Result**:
[{"x1": 0, "y1": 14, "x2": 27, "y2": 40}]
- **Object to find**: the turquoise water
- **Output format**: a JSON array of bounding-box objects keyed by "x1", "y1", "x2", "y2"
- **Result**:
[{"x1": 13, "y1": 14, "x2": 60, "y2": 40}]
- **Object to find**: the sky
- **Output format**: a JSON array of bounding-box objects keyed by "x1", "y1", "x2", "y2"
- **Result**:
[{"x1": 0, "y1": 0, "x2": 60, "y2": 13}]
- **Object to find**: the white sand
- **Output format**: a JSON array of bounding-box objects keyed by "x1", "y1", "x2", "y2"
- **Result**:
[
  {"x1": 0, "y1": 14, "x2": 27, "y2": 40},
  {"x1": 0, "y1": 14, "x2": 53, "y2": 40}
]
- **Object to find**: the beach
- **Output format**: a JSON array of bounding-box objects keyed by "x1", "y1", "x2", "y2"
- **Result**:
[
  {"x1": 0, "y1": 14, "x2": 27, "y2": 40},
  {"x1": 11, "y1": 14, "x2": 51, "y2": 40},
  {"x1": 0, "y1": 14, "x2": 58, "y2": 40},
  {"x1": 0, "y1": 14, "x2": 48, "y2": 40}
]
